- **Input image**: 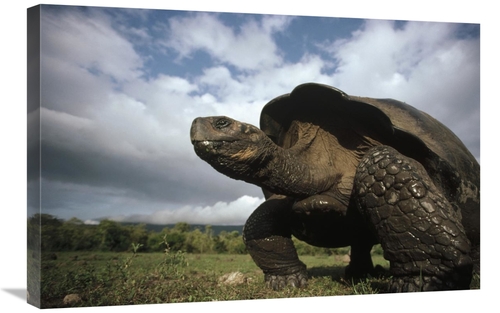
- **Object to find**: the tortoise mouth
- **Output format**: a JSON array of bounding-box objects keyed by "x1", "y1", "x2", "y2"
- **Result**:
[{"x1": 192, "y1": 139, "x2": 235, "y2": 159}]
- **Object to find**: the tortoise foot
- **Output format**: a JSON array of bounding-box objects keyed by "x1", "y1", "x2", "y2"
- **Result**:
[
  {"x1": 388, "y1": 275, "x2": 454, "y2": 292},
  {"x1": 265, "y1": 270, "x2": 308, "y2": 290}
]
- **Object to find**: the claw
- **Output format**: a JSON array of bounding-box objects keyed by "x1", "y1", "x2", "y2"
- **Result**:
[{"x1": 265, "y1": 271, "x2": 308, "y2": 290}]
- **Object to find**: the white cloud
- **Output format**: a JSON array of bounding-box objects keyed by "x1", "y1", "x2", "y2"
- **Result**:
[
  {"x1": 110, "y1": 195, "x2": 264, "y2": 225},
  {"x1": 41, "y1": 8, "x2": 144, "y2": 83},
  {"x1": 193, "y1": 54, "x2": 336, "y2": 125},
  {"x1": 328, "y1": 20, "x2": 459, "y2": 95},
  {"x1": 84, "y1": 220, "x2": 100, "y2": 225},
  {"x1": 236, "y1": 54, "x2": 335, "y2": 98},
  {"x1": 324, "y1": 20, "x2": 480, "y2": 157},
  {"x1": 164, "y1": 13, "x2": 290, "y2": 70}
]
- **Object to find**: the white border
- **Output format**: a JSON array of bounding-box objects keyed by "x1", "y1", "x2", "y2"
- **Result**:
[{"x1": 2, "y1": 1, "x2": 496, "y2": 312}]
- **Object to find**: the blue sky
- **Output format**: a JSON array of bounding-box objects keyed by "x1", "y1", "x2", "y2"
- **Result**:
[{"x1": 29, "y1": 4, "x2": 481, "y2": 226}]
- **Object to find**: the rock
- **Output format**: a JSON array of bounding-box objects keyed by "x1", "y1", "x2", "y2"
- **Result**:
[
  {"x1": 63, "y1": 293, "x2": 82, "y2": 306},
  {"x1": 219, "y1": 271, "x2": 247, "y2": 285}
]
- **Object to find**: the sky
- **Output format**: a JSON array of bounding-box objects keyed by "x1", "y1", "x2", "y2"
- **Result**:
[{"x1": 29, "y1": 4, "x2": 480, "y2": 226}]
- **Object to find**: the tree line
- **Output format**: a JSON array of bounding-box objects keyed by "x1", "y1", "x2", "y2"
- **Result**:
[
  {"x1": 27, "y1": 214, "x2": 247, "y2": 254},
  {"x1": 27, "y1": 214, "x2": 359, "y2": 256}
]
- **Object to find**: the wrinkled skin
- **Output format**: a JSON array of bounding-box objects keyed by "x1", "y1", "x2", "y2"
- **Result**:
[{"x1": 190, "y1": 84, "x2": 479, "y2": 292}]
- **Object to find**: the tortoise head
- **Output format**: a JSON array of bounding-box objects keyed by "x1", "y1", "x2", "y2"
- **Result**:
[{"x1": 190, "y1": 116, "x2": 273, "y2": 180}]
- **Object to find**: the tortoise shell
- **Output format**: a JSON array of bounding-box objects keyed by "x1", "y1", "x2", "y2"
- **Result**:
[{"x1": 259, "y1": 83, "x2": 480, "y2": 244}]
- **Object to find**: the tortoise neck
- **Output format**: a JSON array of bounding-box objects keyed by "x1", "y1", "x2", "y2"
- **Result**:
[{"x1": 252, "y1": 143, "x2": 333, "y2": 197}]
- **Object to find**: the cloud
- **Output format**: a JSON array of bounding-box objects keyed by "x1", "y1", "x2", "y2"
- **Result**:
[
  {"x1": 107, "y1": 195, "x2": 264, "y2": 225},
  {"x1": 41, "y1": 7, "x2": 144, "y2": 83},
  {"x1": 163, "y1": 13, "x2": 291, "y2": 70},
  {"x1": 324, "y1": 20, "x2": 480, "y2": 158},
  {"x1": 84, "y1": 220, "x2": 100, "y2": 225}
]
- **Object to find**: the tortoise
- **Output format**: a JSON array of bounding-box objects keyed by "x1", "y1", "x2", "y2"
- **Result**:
[{"x1": 190, "y1": 83, "x2": 480, "y2": 292}]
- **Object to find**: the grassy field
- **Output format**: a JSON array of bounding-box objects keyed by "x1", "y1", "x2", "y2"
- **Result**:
[{"x1": 30, "y1": 249, "x2": 479, "y2": 308}]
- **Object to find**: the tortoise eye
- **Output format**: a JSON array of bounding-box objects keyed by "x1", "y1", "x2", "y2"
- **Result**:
[{"x1": 215, "y1": 118, "x2": 231, "y2": 129}]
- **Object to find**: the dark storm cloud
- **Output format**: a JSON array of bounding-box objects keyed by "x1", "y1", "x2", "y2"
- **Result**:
[{"x1": 40, "y1": 140, "x2": 261, "y2": 209}]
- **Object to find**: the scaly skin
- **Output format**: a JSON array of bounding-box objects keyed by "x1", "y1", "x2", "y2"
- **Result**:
[
  {"x1": 354, "y1": 146, "x2": 472, "y2": 291},
  {"x1": 242, "y1": 194, "x2": 380, "y2": 289},
  {"x1": 243, "y1": 145, "x2": 473, "y2": 291},
  {"x1": 242, "y1": 195, "x2": 309, "y2": 290},
  {"x1": 190, "y1": 116, "x2": 339, "y2": 198}
]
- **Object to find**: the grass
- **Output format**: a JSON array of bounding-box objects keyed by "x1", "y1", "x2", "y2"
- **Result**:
[{"x1": 31, "y1": 250, "x2": 478, "y2": 308}]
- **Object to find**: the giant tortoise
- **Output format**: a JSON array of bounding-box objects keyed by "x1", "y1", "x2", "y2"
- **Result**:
[{"x1": 190, "y1": 83, "x2": 480, "y2": 292}]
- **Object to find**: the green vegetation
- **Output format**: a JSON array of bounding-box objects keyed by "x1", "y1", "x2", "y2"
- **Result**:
[
  {"x1": 32, "y1": 249, "x2": 392, "y2": 308},
  {"x1": 27, "y1": 214, "x2": 247, "y2": 254},
  {"x1": 27, "y1": 214, "x2": 479, "y2": 308}
]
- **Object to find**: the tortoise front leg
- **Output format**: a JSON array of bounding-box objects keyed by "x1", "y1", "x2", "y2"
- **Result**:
[
  {"x1": 243, "y1": 195, "x2": 308, "y2": 290},
  {"x1": 354, "y1": 145, "x2": 473, "y2": 291}
]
